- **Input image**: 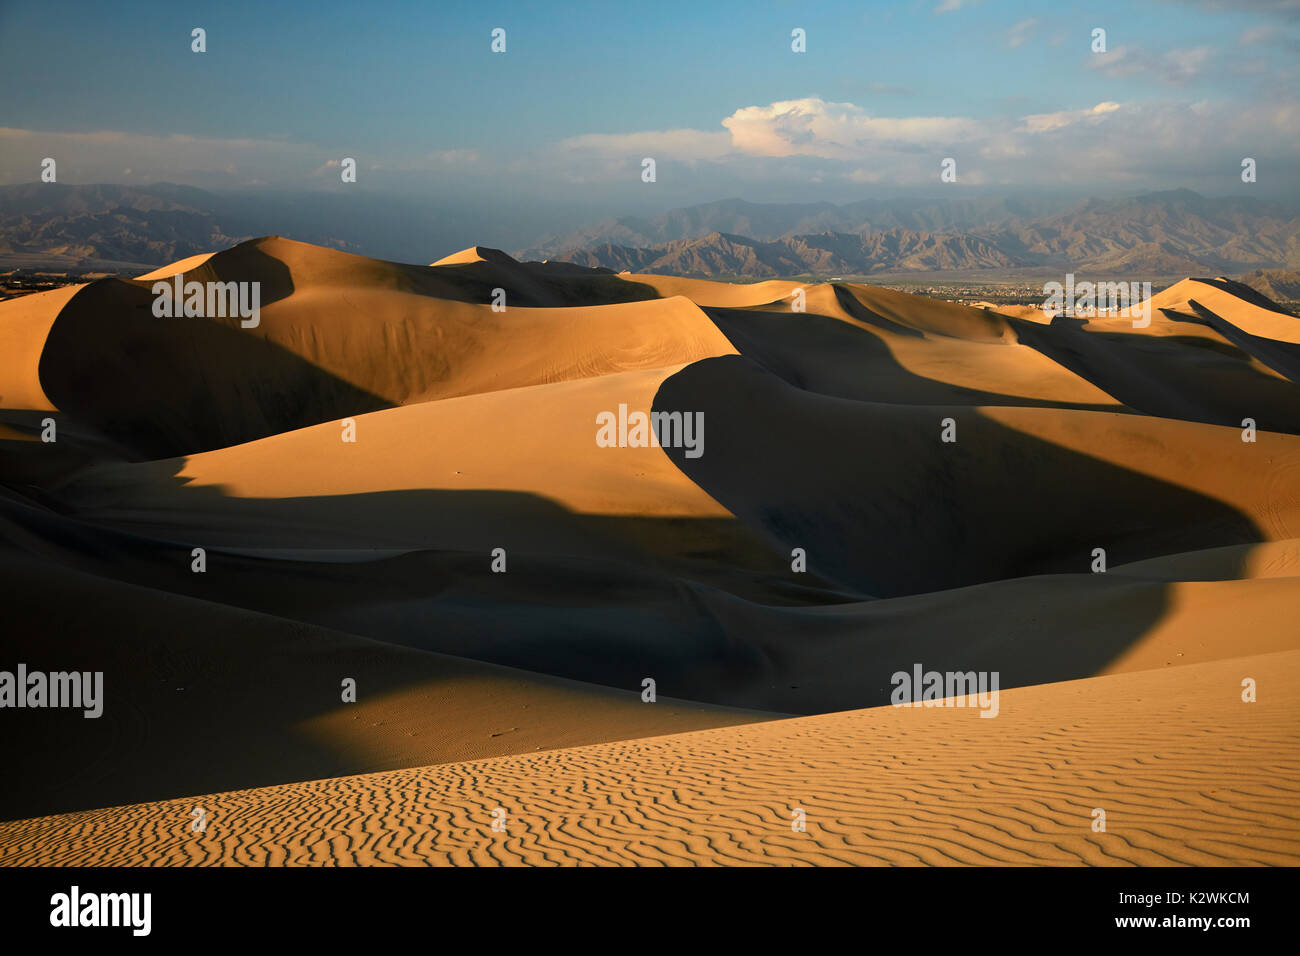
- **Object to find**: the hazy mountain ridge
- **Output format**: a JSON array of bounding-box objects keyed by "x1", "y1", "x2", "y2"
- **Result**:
[
  {"x1": 984, "y1": 190, "x2": 1300, "y2": 274},
  {"x1": 0, "y1": 183, "x2": 269, "y2": 267},
  {"x1": 558, "y1": 229, "x2": 1019, "y2": 277},
  {"x1": 519, "y1": 195, "x2": 1076, "y2": 259},
  {"x1": 0, "y1": 183, "x2": 482, "y2": 270},
  {"x1": 3, "y1": 184, "x2": 1297, "y2": 278},
  {"x1": 545, "y1": 190, "x2": 1300, "y2": 277},
  {"x1": 1238, "y1": 269, "x2": 1300, "y2": 302}
]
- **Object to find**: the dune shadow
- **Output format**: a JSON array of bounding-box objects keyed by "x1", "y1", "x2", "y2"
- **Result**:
[
  {"x1": 1184, "y1": 299, "x2": 1300, "y2": 392},
  {"x1": 424, "y1": 259, "x2": 663, "y2": 307},
  {"x1": 1009, "y1": 313, "x2": 1300, "y2": 433},
  {"x1": 0, "y1": 541, "x2": 772, "y2": 822},
  {"x1": 706, "y1": 305, "x2": 1122, "y2": 412},
  {"x1": 1190, "y1": 276, "x2": 1297, "y2": 316},
  {"x1": 649, "y1": 353, "x2": 1282, "y2": 699},
  {"x1": 40, "y1": 251, "x2": 395, "y2": 457},
  {"x1": 831, "y1": 283, "x2": 924, "y2": 338},
  {"x1": 653, "y1": 353, "x2": 1266, "y2": 598},
  {"x1": 0, "y1": 403, "x2": 1262, "y2": 726}
]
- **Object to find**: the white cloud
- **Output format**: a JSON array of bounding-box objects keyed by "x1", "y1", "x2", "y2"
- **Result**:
[
  {"x1": 428, "y1": 148, "x2": 482, "y2": 166},
  {"x1": 1169, "y1": 0, "x2": 1300, "y2": 18},
  {"x1": 721, "y1": 98, "x2": 979, "y2": 159},
  {"x1": 556, "y1": 128, "x2": 731, "y2": 161},
  {"x1": 1019, "y1": 101, "x2": 1121, "y2": 134},
  {"x1": 845, "y1": 168, "x2": 884, "y2": 183},
  {"x1": 0, "y1": 126, "x2": 323, "y2": 186},
  {"x1": 1239, "y1": 25, "x2": 1277, "y2": 42},
  {"x1": 0, "y1": 127, "x2": 495, "y2": 189},
  {"x1": 1088, "y1": 45, "x2": 1215, "y2": 85},
  {"x1": 547, "y1": 94, "x2": 1300, "y2": 190},
  {"x1": 6, "y1": 90, "x2": 1298, "y2": 198},
  {"x1": 1007, "y1": 18, "x2": 1039, "y2": 49}
]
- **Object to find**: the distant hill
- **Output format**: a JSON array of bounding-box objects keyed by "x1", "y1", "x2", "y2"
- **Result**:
[
  {"x1": 0, "y1": 183, "x2": 261, "y2": 269},
  {"x1": 557, "y1": 229, "x2": 1019, "y2": 277},
  {"x1": 542, "y1": 190, "x2": 1300, "y2": 277},
  {"x1": 519, "y1": 195, "x2": 1074, "y2": 260},
  {"x1": 1238, "y1": 269, "x2": 1300, "y2": 303},
  {"x1": 3, "y1": 185, "x2": 1296, "y2": 278},
  {"x1": 0, "y1": 183, "x2": 452, "y2": 271},
  {"x1": 984, "y1": 190, "x2": 1300, "y2": 275}
]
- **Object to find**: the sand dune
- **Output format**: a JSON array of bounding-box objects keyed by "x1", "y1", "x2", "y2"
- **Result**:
[
  {"x1": 430, "y1": 246, "x2": 516, "y2": 267},
  {"x1": 1111, "y1": 537, "x2": 1300, "y2": 581},
  {"x1": 136, "y1": 251, "x2": 217, "y2": 280},
  {"x1": 656, "y1": 355, "x2": 1300, "y2": 594},
  {"x1": 12, "y1": 238, "x2": 722, "y2": 456},
  {"x1": 0, "y1": 283, "x2": 84, "y2": 410},
  {"x1": 1150, "y1": 277, "x2": 1300, "y2": 343},
  {"x1": 617, "y1": 273, "x2": 804, "y2": 307},
  {"x1": 4, "y1": 237, "x2": 1299, "y2": 866},
  {"x1": 707, "y1": 286, "x2": 1123, "y2": 409},
  {"x1": 7, "y1": 467, "x2": 1298, "y2": 718},
  {"x1": 49, "y1": 364, "x2": 732, "y2": 537},
  {"x1": 3, "y1": 650, "x2": 1295, "y2": 866}
]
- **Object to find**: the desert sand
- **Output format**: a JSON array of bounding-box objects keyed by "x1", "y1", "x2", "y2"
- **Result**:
[
  {"x1": 2, "y1": 237, "x2": 1298, "y2": 864},
  {"x1": 2, "y1": 650, "x2": 1296, "y2": 866}
]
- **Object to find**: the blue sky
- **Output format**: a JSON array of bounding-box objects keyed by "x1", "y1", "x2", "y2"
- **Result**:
[{"x1": 2, "y1": 0, "x2": 1297, "y2": 205}]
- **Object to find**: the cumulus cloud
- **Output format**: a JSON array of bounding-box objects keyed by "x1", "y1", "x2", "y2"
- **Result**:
[
  {"x1": 549, "y1": 94, "x2": 1300, "y2": 191},
  {"x1": 721, "y1": 98, "x2": 979, "y2": 159}
]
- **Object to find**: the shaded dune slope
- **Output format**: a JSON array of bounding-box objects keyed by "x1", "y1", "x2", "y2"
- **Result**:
[{"x1": 0, "y1": 547, "x2": 768, "y2": 822}]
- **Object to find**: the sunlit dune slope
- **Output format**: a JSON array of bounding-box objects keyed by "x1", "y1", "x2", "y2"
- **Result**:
[
  {"x1": 0, "y1": 284, "x2": 85, "y2": 410},
  {"x1": 3, "y1": 650, "x2": 1295, "y2": 866}
]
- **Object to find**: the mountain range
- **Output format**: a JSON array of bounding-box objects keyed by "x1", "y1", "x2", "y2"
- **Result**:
[
  {"x1": 555, "y1": 229, "x2": 1021, "y2": 276},
  {"x1": 2, "y1": 184, "x2": 1297, "y2": 279},
  {"x1": 0, "y1": 183, "x2": 348, "y2": 270},
  {"x1": 0, "y1": 183, "x2": 594, "y2": 271},
  {"x1": 517, "y1": 195, "x2": 1077, "y2": 258},
  {"x1": 541, "y1": 191, "x2": 1300, "y2": 278}
]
